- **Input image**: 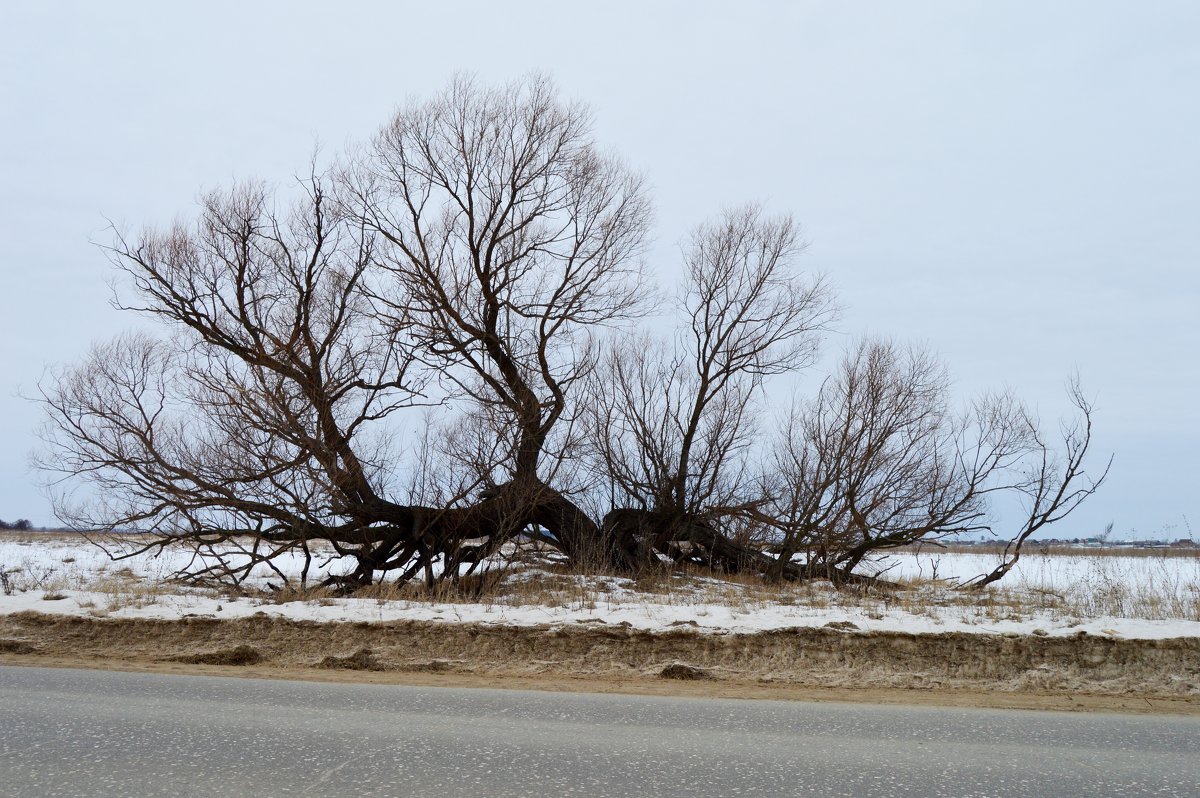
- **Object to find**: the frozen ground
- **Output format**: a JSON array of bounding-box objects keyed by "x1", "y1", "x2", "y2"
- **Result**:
[{"x1": 1, "y1": 533, "x2": 1197, "y2": 640}]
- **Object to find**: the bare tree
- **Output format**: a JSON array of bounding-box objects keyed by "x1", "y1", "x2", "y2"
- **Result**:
[
  {"x1": 343, "y1": 75, "x2": 651, "y2": 564},
  {"x1": 36, "y1": 75, "x2": 1107, "y2": 594},
  {"x1": 762, "y1": 339, "x2": 1110, "y2": 585},
  {"x1": 960, "y1": 379, "x2": 1110, "y2": 588},
  {"x1": 37, "y1": 177, "x2": 431, "y2": 586},
  {"x1": 585, "y1": 206, "x2": 836, "y2": 572},
  {"x1": 39, "y1": 76, "x2": 651, "y2": 589}
]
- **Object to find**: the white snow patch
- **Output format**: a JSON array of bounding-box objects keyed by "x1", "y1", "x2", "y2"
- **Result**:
[{"x1": 1, "y1": 534, "x2": 1197, "y2": 640}]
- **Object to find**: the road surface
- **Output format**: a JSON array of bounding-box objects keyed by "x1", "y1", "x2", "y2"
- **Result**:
[{"x1": 0, "y1": 665, "x2": 1196, "y2": 796}]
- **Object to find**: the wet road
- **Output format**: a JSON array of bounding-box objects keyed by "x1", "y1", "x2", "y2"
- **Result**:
[{"x1": 0, "y1": 665, "x2": 1196, "y2": 797}]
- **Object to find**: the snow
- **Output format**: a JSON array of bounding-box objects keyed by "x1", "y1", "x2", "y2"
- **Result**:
[{"x1": 1, "y1": 534, "x2": 1197, "y2": 640}]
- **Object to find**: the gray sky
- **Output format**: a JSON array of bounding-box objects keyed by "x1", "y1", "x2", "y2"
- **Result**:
[{"x1": 2, "y1": 1, "x2": 1196, "y2": 539}]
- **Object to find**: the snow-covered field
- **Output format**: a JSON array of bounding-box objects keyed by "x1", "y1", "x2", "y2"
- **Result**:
[{"x1": 1, "y1": 533, "x2": 1197, "y2": 640}]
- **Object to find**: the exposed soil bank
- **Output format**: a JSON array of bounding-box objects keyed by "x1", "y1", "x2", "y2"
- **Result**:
[{"x1": 1, "y1": 611, "x2": 1197, "y2": 715}]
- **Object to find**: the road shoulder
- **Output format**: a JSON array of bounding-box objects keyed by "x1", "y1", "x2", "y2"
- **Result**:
[{"x1": 1, "y1": 611, "x2": 1196, "y2": 716}]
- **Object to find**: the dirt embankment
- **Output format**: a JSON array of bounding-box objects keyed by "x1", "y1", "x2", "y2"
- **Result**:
[{"x1": 1, "y1": 611, "x2": 1197, "y2": 715}]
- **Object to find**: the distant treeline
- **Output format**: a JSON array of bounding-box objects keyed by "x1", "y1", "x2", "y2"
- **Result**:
[{"x1": 0, "y1": 519, "x2": 33, "y2": 531}]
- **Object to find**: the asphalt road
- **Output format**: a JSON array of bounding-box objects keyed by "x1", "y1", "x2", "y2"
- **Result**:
[{"x1": 0, "y1": 666, "x2": 1196, "y2": 797}]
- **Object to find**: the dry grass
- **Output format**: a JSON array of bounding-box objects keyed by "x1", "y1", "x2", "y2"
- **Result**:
[
  {"x1": 288, "y1": 550, "x2": 1200, "y2": 625},
  {"x1": 86, "y1": 569, "x2": 172, "y2": 615},
  {"x1": 317, "y1": 647, "x2": 382, "y2": 671},
  {"x1": 2, "y1": 612, "x2": 1197, "y2": 702},
  {"x1": 172, "y1": 644, "x2": 264, "y2": 666}
]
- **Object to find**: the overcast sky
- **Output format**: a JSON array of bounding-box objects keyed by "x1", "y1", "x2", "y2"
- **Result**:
[{"x1": 2, "y1": 1, "x2": 1196, "y2": 539}]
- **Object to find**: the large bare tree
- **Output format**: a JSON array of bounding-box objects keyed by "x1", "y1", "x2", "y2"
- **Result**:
[
  {"x1": 37, "y1": 75, "x2": 1108, "y2": 593},
  {"x1": 41, "y1": 77, "x2": 652, "y2": 589},
  {"x1": 345, "y1": 75, "x2": 653, "y2": 566}
]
